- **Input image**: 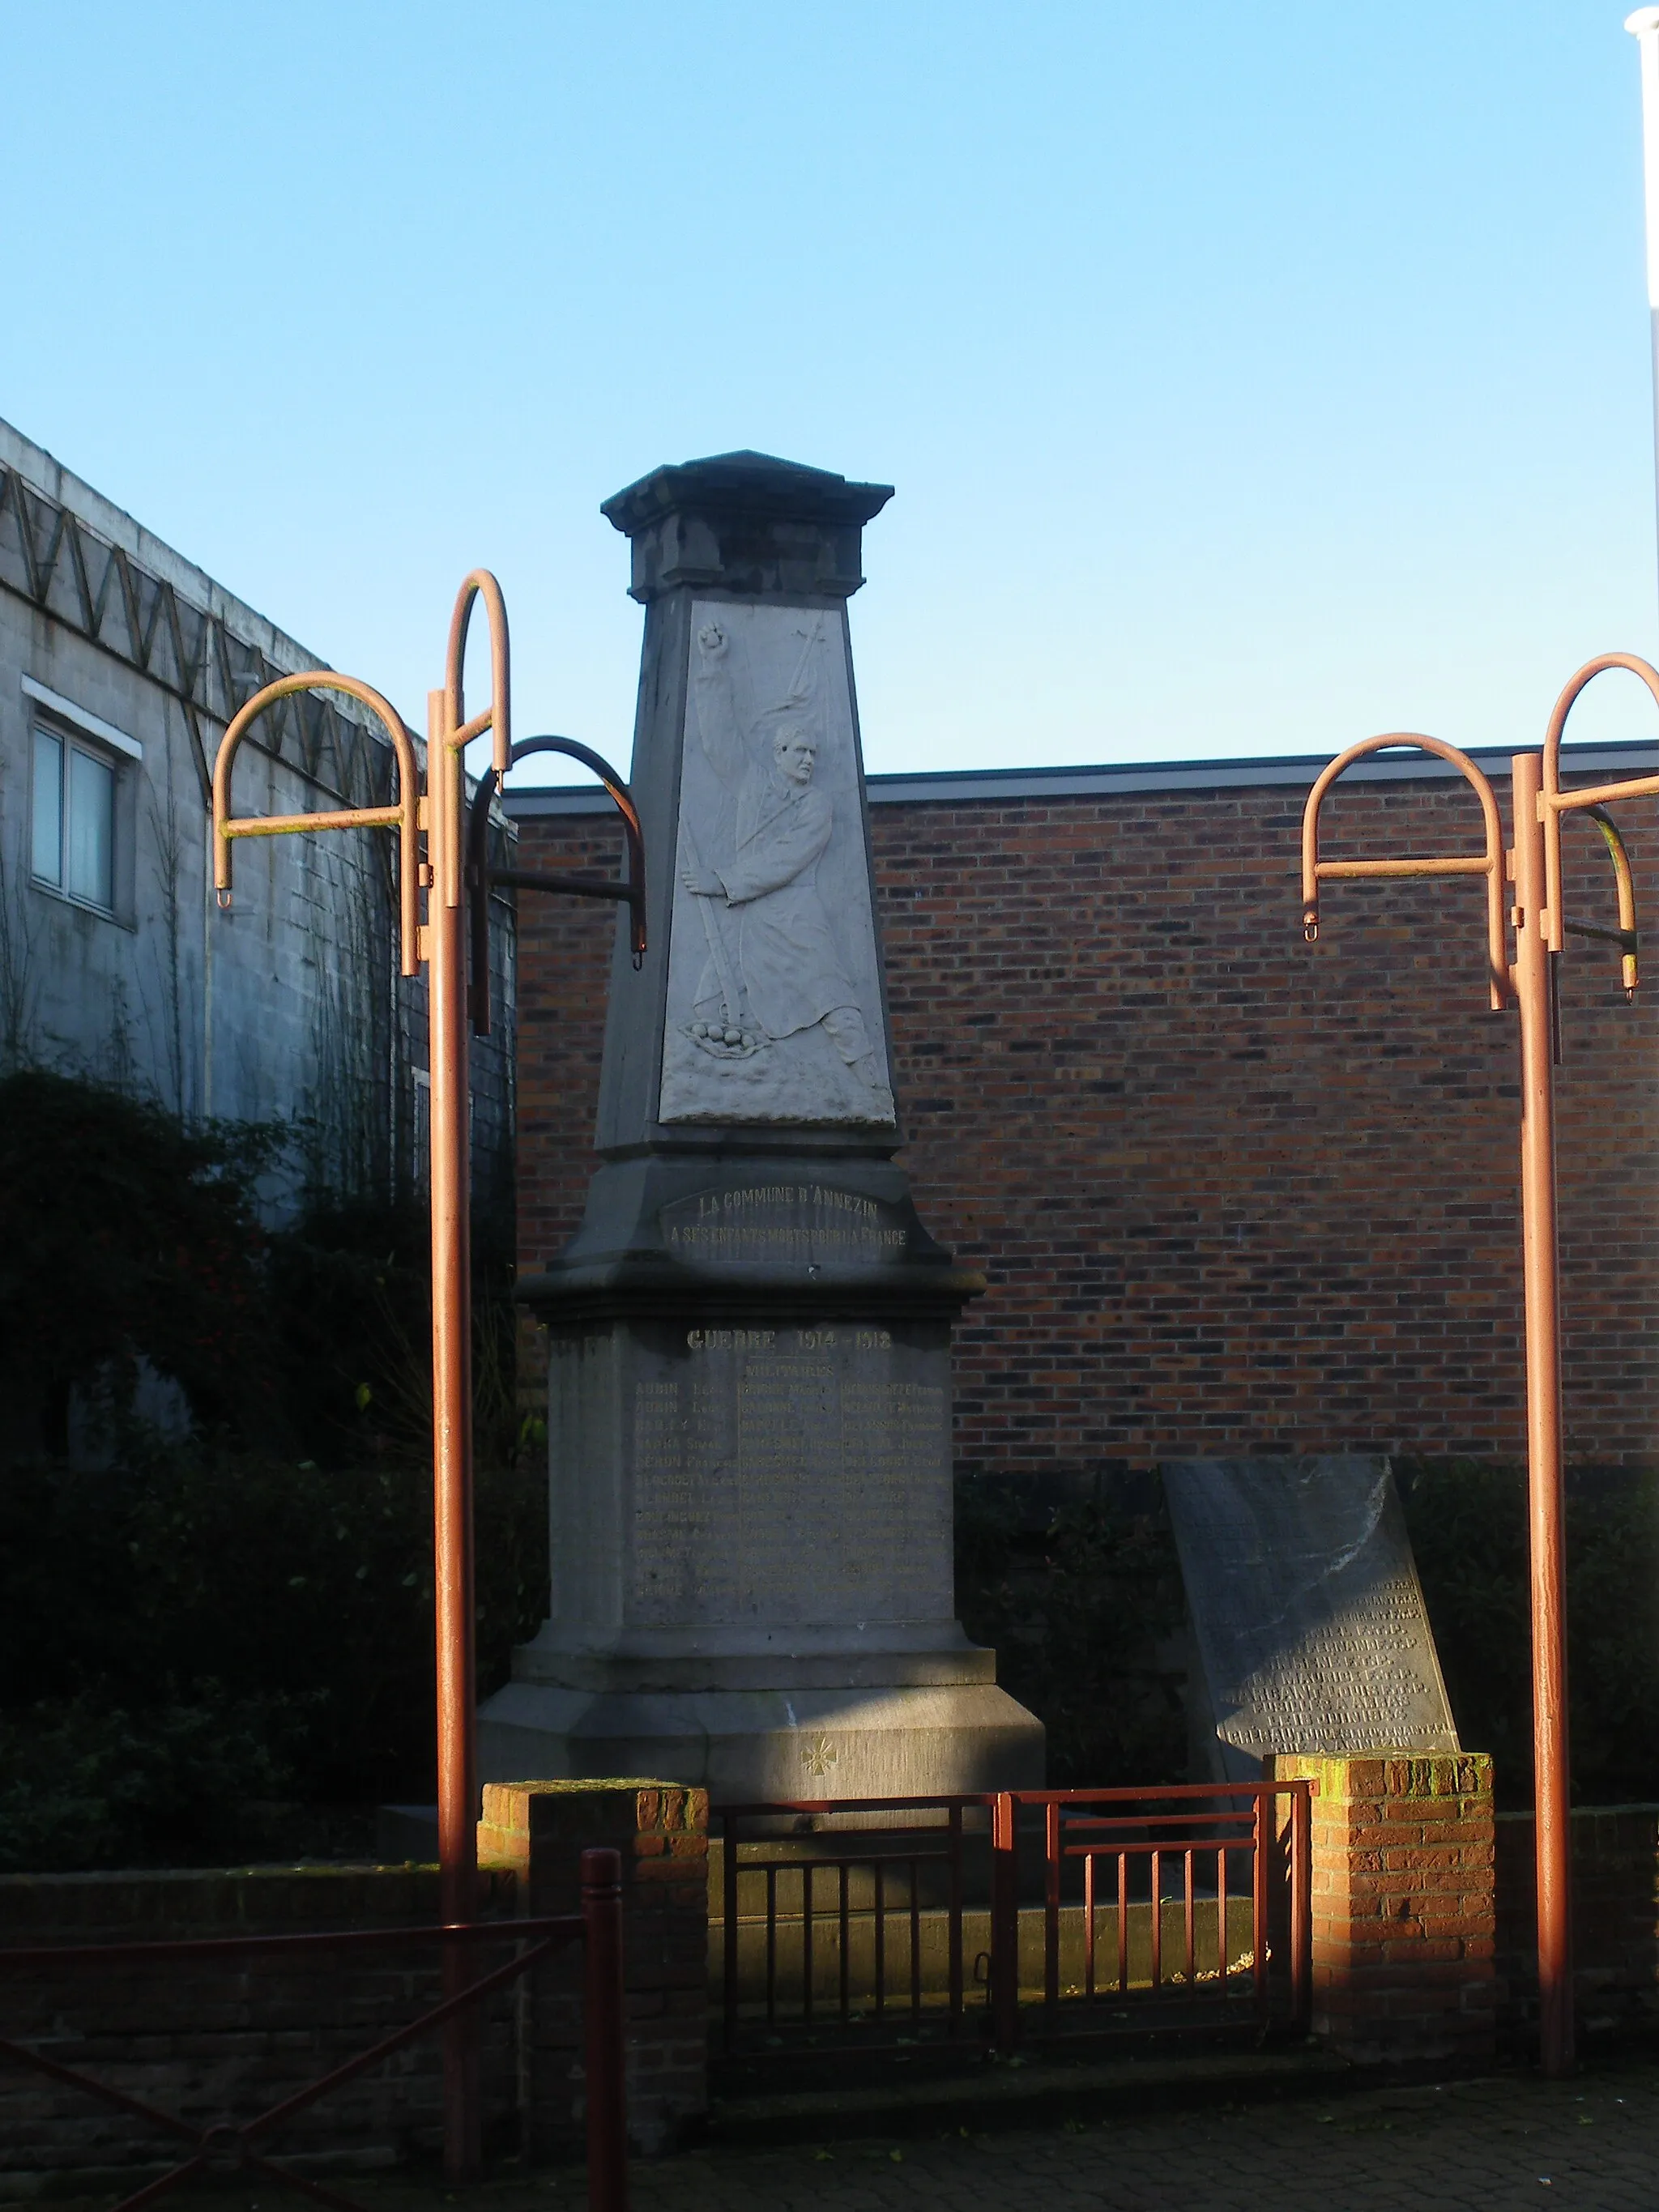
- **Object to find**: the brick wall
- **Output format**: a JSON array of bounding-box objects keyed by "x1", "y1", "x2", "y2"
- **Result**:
[
  {"x1": 1497, "y1": 1804, "x2": 1659, "y2": 2041},
  {"x1": 515, "y1": 816, "x2": 627, "y2": 1285},
  {"x1": 513, "y1": 766, "x2": 1659, "y2": 1473},
  {"x1": 0, "y1": 1779, "x2": 709, "y2": 2185},
  {"x1": 477, "y1": 1780, "x2": 708, "y2": 2157},
  {"x1": 1269, "y1": 1751, "x2": 1498, "y2": 2062},
  {"x1": 0, "y1": 1865, "x2": 520, "y2": 2188}
]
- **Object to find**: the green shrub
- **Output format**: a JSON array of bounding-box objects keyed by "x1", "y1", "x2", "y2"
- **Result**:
[
  {"x1": 0, "y1": 1069, "x2": 279, "y2": 1456},
  {"x1": 1401, "y1": 1460, "x2": 1659, "y2": 1808},
  {"x1": 0, "y1": 1443, "x2": 547, "y2": 1827},
  {"x1": 954, "y1": 1480, "x2": 1188, "y2": 1786},
  {"x1": 0, "y1": 1070, "x2": 545, "y2": 1869},
  {"x1": 261, "y1": 1188, "x2": 522, "y2": 1473},
  {"x1": 0, "y1": 1690, "x2": 306, "y2": 1873}
]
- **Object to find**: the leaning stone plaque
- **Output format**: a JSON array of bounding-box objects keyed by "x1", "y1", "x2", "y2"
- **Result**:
[
  {"x1": 1162, "y1": 1456, "x2": 1458, "y2": 1780},
  {"x1": 479, "y1": 451, "x2": 1043, "y2": 1804}
]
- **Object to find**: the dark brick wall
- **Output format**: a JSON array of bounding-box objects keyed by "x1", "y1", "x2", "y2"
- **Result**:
[
  {"x1": 477, "y1": 1780, "x2": 708, "y2": 2158},
  {"x1": 1497, "y1": 1805, "x2": 1659, "y2": 2039},
  {"x1": 512, "y1": 767, "x2": 1659, "y2": 1474},
  {"x1": 514, "y1": 817, "x2": 629, "y2": 1283},
  {"x1": 1, "y1": 1785, "x2": 709, "y2": 2180},
  {"x1": 0, "y1": 1865, "x2": 520, "y2": 2183}
]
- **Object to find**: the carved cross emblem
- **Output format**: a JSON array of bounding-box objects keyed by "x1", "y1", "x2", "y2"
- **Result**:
[{"x1": 800, "y1": 1735, "x2": 838, "y2": 1778}]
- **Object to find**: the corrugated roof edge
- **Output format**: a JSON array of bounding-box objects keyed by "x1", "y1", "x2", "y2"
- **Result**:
[{"x1": 503, "y1": 739, "x2": 1659, "y2": 816}]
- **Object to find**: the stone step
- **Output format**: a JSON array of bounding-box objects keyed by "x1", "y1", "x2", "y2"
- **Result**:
[{"x1": 707, "y1": 2042, "x2": 1357, "y2": 2147}]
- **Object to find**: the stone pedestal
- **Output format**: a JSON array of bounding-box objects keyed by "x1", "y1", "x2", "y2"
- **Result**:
[
  {"x1": 477, "y1": 1779, "x2": 708, "y2": 2158},
  {"x1": 1266, "y1": 1751, "x2": 1498, "y2": 2064},
  {"x1": 480, "y1": 452, "x2": 1042, "y2": 1802}
]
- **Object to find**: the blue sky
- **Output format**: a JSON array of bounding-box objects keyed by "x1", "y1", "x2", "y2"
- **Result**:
[{"x1": 3, "y1": 2, "x2": 1658, "y2": 776}]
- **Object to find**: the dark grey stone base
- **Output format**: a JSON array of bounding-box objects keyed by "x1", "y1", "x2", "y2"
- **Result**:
[{"x1": 477, "y1": 1678, "x2": 1044, "y2": 1804}]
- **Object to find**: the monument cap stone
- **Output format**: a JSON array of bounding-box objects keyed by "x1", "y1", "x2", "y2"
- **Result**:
[{"x1": 602, "y1": 450, "x2": 894, "y2": 605}]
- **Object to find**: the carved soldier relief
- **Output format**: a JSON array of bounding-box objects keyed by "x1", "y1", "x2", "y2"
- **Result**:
[{"x1": 659, "y1": 601, "x2": 896, "y2": 1125}]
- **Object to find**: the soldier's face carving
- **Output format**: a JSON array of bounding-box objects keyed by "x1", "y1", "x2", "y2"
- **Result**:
[{"x1": 774, "y1": 729, "x2": 817, "y2": 786}]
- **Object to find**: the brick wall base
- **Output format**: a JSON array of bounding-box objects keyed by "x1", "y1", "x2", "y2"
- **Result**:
[
  {"x1": 1497, "y1": 1803, "x2": 1659, "y2": 2044},
  {"x1": 1268, "y1": 1752, "x2": 1497, "y2": 2063},
  {"x1": 0, "y1": 1865, "x2": 521, "y2": 2189},
  {"x1": 0, "y1": 1782, "x2": 710, "y2": 2185}
]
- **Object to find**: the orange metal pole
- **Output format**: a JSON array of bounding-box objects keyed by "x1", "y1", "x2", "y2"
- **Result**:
[
  {"x1": 428, "y1": 688, "x2": 480, "y2": 2176},
  {"x1": 1300, "y1": 706, "x2": 1657, "y2": 2078},
  {"x1": 211, "y1": 578, "x2": 643, "y2": 2180},
  {"x1": 1511, "y1": 751, "x2": 1574, "y2": 2077},
  {"x1": 211, "y1": 587, "x2": 544, "y2": 2180}
]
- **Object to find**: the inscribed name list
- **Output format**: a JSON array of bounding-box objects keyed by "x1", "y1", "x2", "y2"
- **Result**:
[
  {"x1": 628, "y1": 1328, "x2": 949, "y2": 1628},
  {"x1": 1162, "y1": 1455, "x2": 1459, "y2": 1758}
]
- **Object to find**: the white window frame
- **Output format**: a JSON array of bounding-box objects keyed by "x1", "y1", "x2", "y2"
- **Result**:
[
  {"x1": 23, "y1": 680, "x2": 140, "y2": 923},
  {"x1": 21, "y1": 676, "x2": 144, "y2": 763}
]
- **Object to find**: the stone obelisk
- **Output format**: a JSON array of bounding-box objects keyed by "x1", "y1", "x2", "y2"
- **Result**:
[{"x1": 479, "y1": 451, "x2": 1043, "y2": 1801}]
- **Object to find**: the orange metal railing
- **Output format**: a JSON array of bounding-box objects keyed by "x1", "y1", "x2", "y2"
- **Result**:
[{"x1": 715, "y1": 1784, "x2": 1312, "y2": 2064}]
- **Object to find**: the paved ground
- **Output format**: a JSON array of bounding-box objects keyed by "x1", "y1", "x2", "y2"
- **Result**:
[{"x1": 343, "y1": 2047, "x2": 1659, "y2": 2212}]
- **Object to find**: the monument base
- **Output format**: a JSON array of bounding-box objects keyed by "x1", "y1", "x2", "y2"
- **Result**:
[
  {"x1": 478, "y1": 1674, "x2": 1043, "y2": 1803},
  {"x1": 504, "y1": 1149, "x2": 1046, "y2": 1806}
]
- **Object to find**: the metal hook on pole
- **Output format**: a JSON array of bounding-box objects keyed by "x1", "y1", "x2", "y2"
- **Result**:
[
  {"x1": 1571, "y1": 808, "x2": 1640, "y2": 999},
  {"x1": 465, "y1": 736, "x2": 646, "y2": 1035},
  {"x1": 1300, "y1": 732, "x2": 1509, "y2": 1008},
  {"x1": 213, "y1": 671, "x2": 422, "y2": 973},
  {"x1": 447, "y1": 570, "x2": 513, "y2": 774},
  {"x1": 1539, "y1": 653, "x2": 1659, "y2": 963}
]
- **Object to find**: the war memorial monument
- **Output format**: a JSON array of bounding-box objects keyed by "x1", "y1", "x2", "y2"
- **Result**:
[{"x1": 479, "y1": 450, "x2": 1044, "y2": 1801}]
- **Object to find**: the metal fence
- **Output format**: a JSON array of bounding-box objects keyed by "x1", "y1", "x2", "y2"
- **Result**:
[
  {"x1": 716, "y1": 1784, "x2": 1311, "y2": 2064},
  {"x1": 0, "y1": 1845, "x2": 629, "y2": 2212}
]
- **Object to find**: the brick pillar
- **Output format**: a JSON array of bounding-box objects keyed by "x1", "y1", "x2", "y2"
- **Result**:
[
  {"x1": 478, "y1": 1779, "x2": 707, "y2": 2157},
  {"x1": 1266, "y1": 1753, "x2": 1497, "y2": 2063}
]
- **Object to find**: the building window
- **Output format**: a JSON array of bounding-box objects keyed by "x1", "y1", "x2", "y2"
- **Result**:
[{"x1": 32, "y1": 723, "x2": 117, "y2": 913}]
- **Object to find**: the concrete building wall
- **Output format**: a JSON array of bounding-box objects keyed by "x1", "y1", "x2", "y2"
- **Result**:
[
  {"x1": 507, "y1": 744, "x2": 1659, "y2": 1478},
  {"x1": 0, "y1": 417, "x2": 514, "y2": 1217}
]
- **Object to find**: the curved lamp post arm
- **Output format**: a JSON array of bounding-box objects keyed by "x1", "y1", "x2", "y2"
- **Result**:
[
  {"x1": 1567, "y1": 808, "x2": 1641, "y2": 999},
  {"x1": 212, "y1": 671, "x2": 424, "y2": 977},
  {"x1": 1541, "y1": 653, "x2": 1659, "y2": 964},
  {"x1": 465, "y1": 735, "x2": 646, "y2": 1035},
  {"x1": 446, "y1": 570, "x2": 512, "y2": 774},
  {"x1": 1300, "y1": 731, "x2": 1508, "y2": 1009},
  {"x1": 435, "y1": 573, "x2": 512, "y2": 948}
]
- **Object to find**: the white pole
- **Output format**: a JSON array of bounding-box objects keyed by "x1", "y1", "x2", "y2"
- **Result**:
[{"x1": 1627, "y1": 9, "x2": 1659, "y2": 613}]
